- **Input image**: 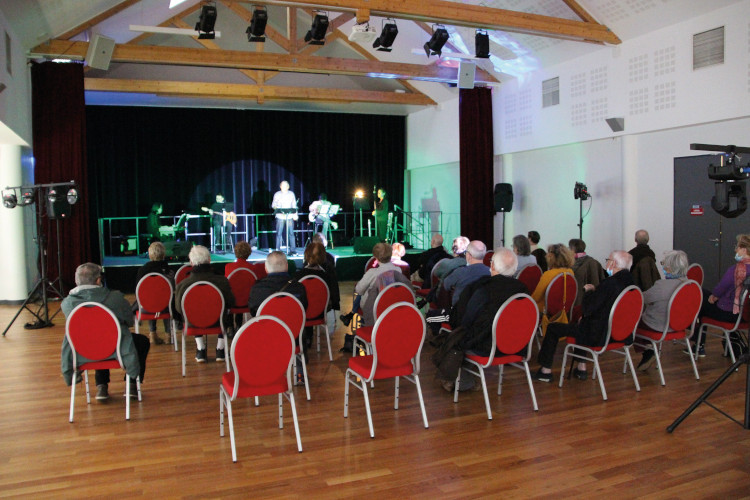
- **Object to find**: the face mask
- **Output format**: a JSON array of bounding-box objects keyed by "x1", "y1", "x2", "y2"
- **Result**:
[
  {"x1": 665, "y1": 272, "x2": 679, "y2": 279},
  {"x1": 736, "y1": 253, "x2": 744, "y2": 262},
  {"x1": 606, "y1": 268, "x2": 613, "y2": 277}
]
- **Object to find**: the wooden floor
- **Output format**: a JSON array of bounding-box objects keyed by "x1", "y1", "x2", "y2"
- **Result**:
[{"x1": 2, "y1": 282, "x2": 750, "y2": 498}]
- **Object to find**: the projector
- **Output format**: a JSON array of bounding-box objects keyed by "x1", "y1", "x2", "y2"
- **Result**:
[{"x1": 349, "y1": 24, "x2": 378, "y2": 43}]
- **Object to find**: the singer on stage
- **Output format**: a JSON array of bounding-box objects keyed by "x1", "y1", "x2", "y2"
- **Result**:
[
  {"x1": 272, "y1": 180, "x2": 298, "y2": 251},
  {"x1": 201, "y1": 193, "x2": 234, "y2": 252},
  {"x1": 373, "y1": 187, "x2": 388, "y2": 239}
]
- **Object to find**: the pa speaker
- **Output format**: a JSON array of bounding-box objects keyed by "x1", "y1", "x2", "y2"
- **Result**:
[
  {"x1": 86, "y1": 34, "x2": 115, "y2": 70},
  {"x1": 353, "y1": 236, "x2": 380, "y2": 254},
  {"x1": 164, "y1": 241, "x2": 192, "y2": 259},
  {"x1": 494, "y1": 183, "x2": 513, "y2": 212},
  {"x1": 458, "y1": 61, "x2": 476, "y2": 89},
  {"x1": 48, "y1": 198, "x2": 71, "y2": 220}
]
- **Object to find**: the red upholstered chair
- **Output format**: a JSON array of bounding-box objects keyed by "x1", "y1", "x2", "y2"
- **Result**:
[
  {"x1": 364, "y1": 256, "x2": 378, "y2": 274},
  {"x1": 559, "y1": 286, "x2": 643, "y2": 400},
  {"x1": 353, "y1": 282, "x2": 415, "y2": 357},
  {"x1": 66, "y1": 302, "x2": 141, "y2": 422},
  {"x1": 344, "y1": 302, "x2": 428, "y2": 438},
  {"x1": 180, "y1": 281, "x2": 230, "y2": 377},
  {"x1": 251, "y1": 262, "x2": 267, "y2": 281},
  {"x1": 134, "y1": 272, "x2": 178, "y2": 349},
  {"x1": 517, "y1": 264, "x2": 543, "y2": 294},
  {"x1": 219, "y1": 315, "x2": 302, "y2": 461},
  {"x1": 536, "y1": 272, "x2": 577, "y2": 347},
  {"x1": 686, "y1": 263, "x2": 704, "y2": 287},
  {"x1": 227, "y1": 268, "x2": 258, "y2": 324},
  {"x1": 257, "y1": 292, "x2": 309, "y2": 400},
  {"x1": 634, "y1": 280, "x2": 703, "y2": 386},
  {"x1": 453, "y1": 294, "x2": 540, "y2": 418},
  {"x1": 175, "y1": 264, "x2": 193, "y2": 285},
  {"x1": 482, "y1": 251, "x2": 494, "y2": 267},
  {"x1": 298, "y1": 275, "x2": 332, "y2": 361},
  {"x1": 696, "y1": 288, "x2": 750, "y2": 363}
]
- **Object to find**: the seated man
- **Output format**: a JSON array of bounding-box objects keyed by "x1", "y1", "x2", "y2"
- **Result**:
[
  {"x1": 248, "y1": 250, "x2": 308, "y2": 316},
  {"x1": 535, "y1": 250, "x2": 634, "y2": 382},
  {"x1": 415, "y1": 233, "x2": 451, "y2": 286},
  {"x1": 61, "y1": 263, "x2": 150, "y2": 401},
  {"x1": 175, "y1": 245, "x2": 235, "y2": 363},
  {"x1": 417, "y1": 236, "x2": 470, "y2": 307}
]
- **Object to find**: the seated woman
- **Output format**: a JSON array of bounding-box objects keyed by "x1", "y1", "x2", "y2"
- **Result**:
[
  {"x1": 224, "y1": 241, "x2": 253, "y2": 277},
  {"x1": 390, "y1": 242, "x2": 410, "y2": 276},
  {"x1": 531, "y1": 243, "x2": 575, "y2": 313},
  {"x1": 690, "y1": 234, "x2": 750, "y2": 357},
  {"x1": 512, "y1": 234, "x2": 537, "y2": 275},
  {"x1": 134, "y1": 241, "x2": 174, "y2": 345},
  {"x1": 637, "y1": 250, "x2": 689, "y2": 371}
]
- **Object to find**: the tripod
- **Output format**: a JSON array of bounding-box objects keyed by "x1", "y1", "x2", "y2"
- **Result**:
[{"x1": 2, "y1": 188, "x2": 65, "y2": 336}]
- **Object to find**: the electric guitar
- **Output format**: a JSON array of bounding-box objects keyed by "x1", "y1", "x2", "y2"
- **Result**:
[{"x1": 201, "y1": 206, "x2": 238, "y2": 226}]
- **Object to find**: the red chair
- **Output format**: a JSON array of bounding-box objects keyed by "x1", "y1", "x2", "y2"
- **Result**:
[
  {"x1": 175, "y1": 264, "x2": 193, "y2": 285},
  {"x1": 517, "y1": 264, "x2": 543, "y2": 293},
  {"x1": 134, "y1": 272, "x2": 178, "y2": 349},
  {"x1": 415, "y1": 257, "x2": 450, "y2": 298},
  {"x1": 298, "y1": 275, "x2": 333, "y2": 361},
  {"x1": 344, "y1": 302, "x2": 428, "y2": 438},
  {"x1": 686, "y1": 263, "x2": 704, "y2": 286},
  {"x1": 180, "y1": 281, "x2": 230, "y2": 377},
  {"x1": 453, "y1": 293, "x2": 540, "y2": 418},
  {"x1": 364, "y1": 257, "x2": 378, "y2": 274},
  {"x1": 227, "y1": 268, "x2": 258, "y2": 325},
  {"x1": 696, "y1": 288, "x2": 750, "y2": 363},
  {"x1": 257, "y1": 292, "x2": 309, "y2": 400},
  {"x1": 537, "y1": 272, "x2": 577, "y2": 345},
  {"x1": 250, "y1": 262, "x2": 267, "y2": 281},
  {"x1": 634, "y1": 280, "x2": 703, "y2": 386},
  {"x1": 353, "y1": 282, "x2": 415, "y2": 357},
  {"x1": 482, "y1": 251, "x2": 494, "y2": 267},
  {"x1": 559, "y1": 286, "x2": 644, "y2": 400},
  {"x1": 220, "y1": 315, "x2": 302, "y2": 461},
  {"x1": 66, "y1": 302, "x2": 141, "y2": 422}
]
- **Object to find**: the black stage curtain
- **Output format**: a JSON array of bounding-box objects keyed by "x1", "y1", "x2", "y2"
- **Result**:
[
  {"x1": 459, "y1": 87, "x2": 494, "y2": 246},
  {"x1": 86, "y1": 106, "x2": 404, "y2": 251},
  {"x1": 31, "y1": 62, "x2": 91, "y2": 291}
]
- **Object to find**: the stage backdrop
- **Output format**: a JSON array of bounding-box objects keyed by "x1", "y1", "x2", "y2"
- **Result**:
[{"x1": 86, "y1": 106, "x2": 405, "y2": 253}]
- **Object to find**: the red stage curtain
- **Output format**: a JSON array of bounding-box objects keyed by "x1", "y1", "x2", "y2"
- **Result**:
[
  {"x1": 31, "y1": 62, "x2": 91, "y2": 292},
  {"x1": 459, "y1": 87, "x2": 494, "y2": 246}
]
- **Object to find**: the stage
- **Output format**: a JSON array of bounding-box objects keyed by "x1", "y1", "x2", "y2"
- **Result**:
[{"x1": 103, "y1": 245, "x2": 423, "y2": 292}]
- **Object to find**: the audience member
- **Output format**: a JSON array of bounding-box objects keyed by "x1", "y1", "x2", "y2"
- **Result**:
[
  {"x1": 248, "y1": 251, "x2": 307, "y2": 316},
  {"x1": 442, "y1": 241, "x2": 490, "y2": 307},
  {"x1": 531, "y1": 244, "x2": 575, "y2": 313},
  {"x1": 134, "y1": 241, "x2": 174, "y2": 345},
  {"x1": 535, "y1": 250, "x2": 634, "y2": 382},
  {"x1": 224, "y1": 241, "x2": 253, "y2": 276},
  {"x1": 390, "y1": 242, "x2": 410, "y2": 276},
  {"x1": 417, "y1": 236, "x2": 470, "y2": 307},
  {"x1": 312, "y1": 232, "x2": 340, "y2": 312},
  {"x1": 569, "y1": 238, "x2": 606, "y2": 307},
  {"x1": 512, "y1": 234, "x2": 537, "y2": 274},
  {"x1": 296, "y1": 242, "x2": 338, "y2": 312},
  {"x1": 415, "y1": 233, "x2": 450, "y2": 286},
  {"x1": 175, "y1": 245, "x2": 235, "y2": 363},
  {"x1": 528, "y1": 231, "x2": 548, "y2": 272},
  {"x1": 629, "y1": 229, "x2": 660, "y2": 291},
  {"x1": 61, "y1": 263, "x2": 150, "y2": 401}
]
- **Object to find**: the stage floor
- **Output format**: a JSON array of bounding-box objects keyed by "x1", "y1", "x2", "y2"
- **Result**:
[{"x1": 103, "y1": 245, "x2": 422, "y2": 292}]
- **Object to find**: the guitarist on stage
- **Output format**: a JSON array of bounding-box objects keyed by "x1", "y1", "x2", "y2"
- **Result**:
[
  {"x1": 272, "y1": 180, "x2": 298, "y2": 251},
  {"x1": 201, "y1": 193, "x2": 235, "y2": 252}
]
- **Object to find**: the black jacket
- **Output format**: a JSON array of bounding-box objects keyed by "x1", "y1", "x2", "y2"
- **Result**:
[
  {"x1": 248, "y1": 272, "x2": 308, "y2": 316},
  {"x1": 417, "y1": 246, "x2": 451, "y2": 284},
  {"x1": 575, "y1": 269, "x2": 635, "y2": 346},
  {"x1": 629, "y1": 244, "x2": 656, "y2": 270}
]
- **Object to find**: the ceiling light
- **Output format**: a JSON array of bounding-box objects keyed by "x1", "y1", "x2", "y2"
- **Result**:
[
  {"x1": 475, "y1": 29, "x2": 490, "y2": 58},
  {"x1": 246, "y1": 6, "x2": 267, "y2": 42},
  {"x1": 424, "y1": 25, "x2": 449, "y2": 58},
  {"x1": 304, "y1": 12, "x2": 329, "y2": 46},
  {"x1": 373, "y1": 20, "x2": 398, "y2": 52},
  {"x1": 195, "y1": 3, "x2": 217, "y2": 39}
]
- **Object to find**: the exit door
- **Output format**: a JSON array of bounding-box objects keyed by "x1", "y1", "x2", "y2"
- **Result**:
[{"x1": 673, "y1": 154, "x2": 750, "y2": 287}]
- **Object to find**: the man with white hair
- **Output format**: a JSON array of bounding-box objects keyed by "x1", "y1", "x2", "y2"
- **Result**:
[
  {"x1": 442, "y1": 240, "x2": 491, "y2": 307},
  {"x1": 535, "y1": 250, "x2": 634, "y2": 382},
  {"x1": 248, "y1": 251, "x2": 307, "y2": 316},
  {"x1": 175, "y1": 245, "x2": 235, "y2": 363},
  {"x1": 417, "y1": 236, "x2": 471, "y2": 308},
  {"x1": 61, "y1": 262, "x2": 150, "y2": 401}
]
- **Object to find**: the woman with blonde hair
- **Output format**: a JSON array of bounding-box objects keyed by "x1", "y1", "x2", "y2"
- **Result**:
[{"x1": 531, "y1": 243, "x2": 575, "y2": 312}]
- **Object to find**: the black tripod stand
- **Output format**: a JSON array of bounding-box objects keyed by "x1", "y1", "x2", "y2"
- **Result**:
[
  {"x1": 2, "y1": 188, "x2": 65, "y2": 336},
  {"x1": 668, "y1": 350, "x2": 750, "y2": 432}
]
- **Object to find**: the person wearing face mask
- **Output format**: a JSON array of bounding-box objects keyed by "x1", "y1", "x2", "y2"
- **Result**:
[
  {"x1": 636, "y1": 250, "x2": 689, "y2": 371},
  {"x1": 688, "y1": 234, "x2": 750, "y2": 358},
  {"x1": 535, "y1": 250, "x2": 634, "y2": 383}
]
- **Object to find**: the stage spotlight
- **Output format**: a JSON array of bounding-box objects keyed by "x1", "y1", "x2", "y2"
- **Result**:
[
  {"x1": 424, "y1": 25, "x2": 449, "y2": 58},
  {"x1": 195, "y1": 3, "x2": 217, "y2": 39},
  {"x1": 67, "y1": 188, "x2": 79, "y2": 205},
  {"x1": 574, "y1": 182, "x2": 590, "y2": 200},
  {"x1": 373, "y1": 19, "x2": 398, "y2": 52},
  {"x1": 2, "y1": 190, "x2": 17, "y2": 209},
  {"x1": 475, "y1": 29, "x2": 490, "y2": 58},
  {"x1": 47, "y1": 188, "x2": 58, "y2": 203},
  {"x1": 304, "y1": 12, "x2": 329, "y2": 45},
  {"x1": 246, "y1": 6, "x2": 267, "y2": 42},
  {"x1": 355, "y1": 190, "x2": 364, "y2": 198},
  {"x1": 19, "y1": 188, "x2": 36, "y2": 206}
]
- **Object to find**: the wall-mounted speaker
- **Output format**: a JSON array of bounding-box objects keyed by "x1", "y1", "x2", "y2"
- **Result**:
[
  {"x1": 494, "y1": 183, "x2": 513, "y2": 212},
  {"x1": 86, "y1": 34, "x2": 115, "y2": 71},
  {"x1": 458, "y1": 61, "x2": 476, "y2": 89}
]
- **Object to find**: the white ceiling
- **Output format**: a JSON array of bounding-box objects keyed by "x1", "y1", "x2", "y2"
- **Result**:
[{"x1": 1, "y1": 0, "x2": 745, "y2": 115}]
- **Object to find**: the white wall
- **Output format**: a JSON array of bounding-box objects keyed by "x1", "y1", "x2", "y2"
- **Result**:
[{"x1": 0, "y1": 8, "x2": 31, "y2": 145}]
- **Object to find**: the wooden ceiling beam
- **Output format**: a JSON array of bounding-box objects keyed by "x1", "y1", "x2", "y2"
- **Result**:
[
  {"x1": 561, "y1": 0, "x2": 599, "y2": 23},
  {"x1": 84, "y1": 78, "x2": 437, "y2": 105},
  {"x1": 58, "y1": 0, "x2": 140, "y2": 40},
  {"x1": 224, "y1": 0, "x2": 620, "y2": 44}
]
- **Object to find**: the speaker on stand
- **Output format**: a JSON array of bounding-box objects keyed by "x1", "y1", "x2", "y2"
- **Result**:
[{"x1": 494, "y1": 183, "x2": 513, "y2": 247}]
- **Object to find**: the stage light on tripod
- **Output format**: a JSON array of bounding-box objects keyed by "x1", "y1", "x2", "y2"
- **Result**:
[
  {"x1": 2, "y1": 190, "x2": 17, "y2": 209},
  {"x1": 67, "y1": 188, "x2": 79, "y2": 205},
  {"x1": 355, "y1": 190, "x2": 364, "y2": 198},
  {"x1": 19, "y1": 189, "x2": 36, "y2": 206},
  {"x1": 574, "y1": 182, "x2": 590, "y2": 200}
]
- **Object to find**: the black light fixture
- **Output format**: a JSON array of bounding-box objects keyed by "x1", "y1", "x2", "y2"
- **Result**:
[
  {"x1": 424, "y1": 25, "x2": 449, "y2": 57},
  {"x1": 304, "y1": 12, "x2": 329, "y2": 45},
  {"x1": 373, "y1": 19, "x2": 398, "y2": 52},
  {"x1": 47, "y1": 188, "x2": 58, "y2": 203},
  {"x1": 475, "y1": 29, "x2": 490, "y2": 58},
  {"x1": 573, "y1": 182, "x2": 590, "y2": 200},
  {"x1": 195, "y1": 2, "x2": 217, "y2": 39},
  {"x1": 2, "y1": 190, "x2": 17, "y2": 209},
  {"x1": 67, "y1": 188, "x2": 79, "y2": 205},
  {"x1": 246, "y1": 6, "x2": 267, "y2": 42},
  {"x1": 19, "y1": 188, "x2": 36, "y2": 206}
]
